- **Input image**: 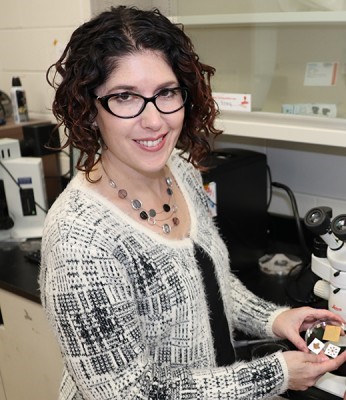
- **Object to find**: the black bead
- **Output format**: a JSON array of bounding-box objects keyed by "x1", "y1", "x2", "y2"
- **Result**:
[
  {"x1": 163, "y1": 204, "x2": 170, "y2": 212},
  {"x1": 140, "y1": 211, "x2": 148, "y2": 220}
]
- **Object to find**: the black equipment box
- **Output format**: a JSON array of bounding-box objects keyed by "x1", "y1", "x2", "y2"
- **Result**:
[{"x1": 202, "y1": 148, "x2": 268, "y2": 272}]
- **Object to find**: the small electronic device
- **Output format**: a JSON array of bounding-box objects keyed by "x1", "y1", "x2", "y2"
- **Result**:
[
  {"x1": 0, "y1": 138, "x2": 47, "y2": 239},
  {"x1": 0, "y1": 157, "x2": 47, "y2": 239}
]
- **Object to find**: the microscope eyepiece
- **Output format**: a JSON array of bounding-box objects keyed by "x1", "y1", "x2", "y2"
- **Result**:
[
  {"x1": 331, "y1": 214, "x2": 346, "y2": 241},
  {"x1": 304, "y1": 206, "x2": 332, "y2": 235}
]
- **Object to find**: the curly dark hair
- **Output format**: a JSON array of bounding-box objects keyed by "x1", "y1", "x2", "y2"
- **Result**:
[{"x1": 47, "y1": 5, "x2": 222, "y2": 180}]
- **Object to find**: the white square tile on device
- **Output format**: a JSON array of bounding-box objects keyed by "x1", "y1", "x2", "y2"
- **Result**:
[
  {"x1": 324, "y1": 343, "x2": 341, "y2": 358},
  {"x1": 308, "y1": 338, "x2": 324, "y2": 354}
]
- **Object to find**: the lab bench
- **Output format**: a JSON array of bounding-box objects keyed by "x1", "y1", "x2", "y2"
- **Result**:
[{"x1": 0, "y1": 240, "x2": 343, "y2": 400}]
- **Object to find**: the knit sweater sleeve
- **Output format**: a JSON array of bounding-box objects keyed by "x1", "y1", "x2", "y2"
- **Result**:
[{"x1": 227, "y1": 271, "x2": 290, "y2": 338}]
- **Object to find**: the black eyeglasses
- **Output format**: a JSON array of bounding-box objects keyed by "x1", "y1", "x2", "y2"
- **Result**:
[{"x1": 94, "y1": 87, "x2": 188, "y2": 119}]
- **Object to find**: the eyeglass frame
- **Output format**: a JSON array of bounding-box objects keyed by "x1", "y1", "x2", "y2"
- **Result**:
[{"x1": 93, "y1": 86, "x2": 188, "y2": 119}]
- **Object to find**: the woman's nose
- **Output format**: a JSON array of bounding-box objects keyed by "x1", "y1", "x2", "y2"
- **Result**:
[{"x1": 139, "y1": 102, "x2": 163, "y2": 130}]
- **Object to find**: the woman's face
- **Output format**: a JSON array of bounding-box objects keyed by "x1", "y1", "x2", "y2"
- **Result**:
[{"x1": 94, "y1": 50, "x2": 185, "y2": 178}]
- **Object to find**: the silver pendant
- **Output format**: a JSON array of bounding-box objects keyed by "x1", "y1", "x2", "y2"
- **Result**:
[
  {"x1": 162, "y1": 224, "x2": 171, "y2": 234},
  {"x1": 131, "y1": 199, "x2": 142, "y2": 210}
]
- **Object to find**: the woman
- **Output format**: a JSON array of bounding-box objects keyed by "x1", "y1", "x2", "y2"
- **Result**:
[{"x1": 40, "y1": 6, "x2": 346, "y2": 399}]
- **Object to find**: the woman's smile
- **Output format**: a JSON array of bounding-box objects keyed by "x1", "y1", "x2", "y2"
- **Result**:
[{"x1": 134, "y1": 134, "x2": 167, "y2": 150}]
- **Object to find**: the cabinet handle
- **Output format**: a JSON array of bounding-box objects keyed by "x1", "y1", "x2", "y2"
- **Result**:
[{"x1": 0, "y1": 306, "x2": 3, "y2": 327}]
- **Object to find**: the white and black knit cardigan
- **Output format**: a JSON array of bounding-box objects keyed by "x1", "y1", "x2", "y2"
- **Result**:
[{"x1": 40, "y1": 150, "x2": 289, "y2": 400}]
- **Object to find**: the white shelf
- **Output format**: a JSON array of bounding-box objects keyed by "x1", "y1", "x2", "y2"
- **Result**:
[
  {"x1": 215, "y1": 112, "x2": 346, "y2": 148},
  {"x1": 172, "y1": 11, "x2": 346, "y2": 27},
  {"x1": 173, "y1": 9, "x2": 346, "y2": 148}
]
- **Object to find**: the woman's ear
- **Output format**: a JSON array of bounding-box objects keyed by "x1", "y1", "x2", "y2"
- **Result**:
[{"x1": 99, "y1": 136, "x2": 108, "y2": 150}]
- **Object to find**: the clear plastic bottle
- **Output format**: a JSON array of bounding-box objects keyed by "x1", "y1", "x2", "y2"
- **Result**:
[{"x1": 10, "y1": 77, "x2": 29, "y2": 123}]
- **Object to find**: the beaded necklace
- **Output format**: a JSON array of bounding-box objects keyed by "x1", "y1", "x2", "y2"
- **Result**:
[{"x1": 101, "y1": 159, "x2": 180, "y2": 234}]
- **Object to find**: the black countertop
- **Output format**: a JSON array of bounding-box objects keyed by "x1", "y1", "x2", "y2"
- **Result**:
[
  {"x1": 0, "y1": 240, "x2": 343, "y2": 399},
  {"x1": 0, "y1": 240, "x2": 41, "y2": 303}
]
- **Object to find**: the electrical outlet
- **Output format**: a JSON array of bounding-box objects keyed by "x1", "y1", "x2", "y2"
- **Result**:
[{"x1": 0, "y1": 138, "x2": 21, "y2": 161}]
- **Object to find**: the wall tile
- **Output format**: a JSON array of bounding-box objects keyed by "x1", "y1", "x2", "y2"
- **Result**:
[
  {"x1": 0, "y1": 0, "x2": 91, "y2": 28},
  {"x1": 0, "y1": 29, "x2": 74, "y2": 72}
]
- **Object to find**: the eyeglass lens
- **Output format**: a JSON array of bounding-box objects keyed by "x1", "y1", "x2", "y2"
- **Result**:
[{"x1": 106, "y1": 87, "x2": 187, "y2": 118}]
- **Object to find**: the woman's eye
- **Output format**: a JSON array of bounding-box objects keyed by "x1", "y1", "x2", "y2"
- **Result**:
[
  {"x1": 114, "y1": 92, "x2": 133, "y2": 102},
  {"x1": 158, "y1": 89, "x2": 175, "y2": 98}
]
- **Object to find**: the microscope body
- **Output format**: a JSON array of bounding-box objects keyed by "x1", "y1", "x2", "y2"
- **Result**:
[
  {"x1": 304, "y1": 206, "x2": 346, "y2": 398},
  {"x1": 311, "y1": 247, "x2": 346, "y2": 320},
  {"x1": 304, "y1": 207, "x2": 346, "y2": 320}
]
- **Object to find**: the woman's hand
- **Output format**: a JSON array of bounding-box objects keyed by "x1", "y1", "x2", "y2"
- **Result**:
[
  {"x1": 283, "y1": 350, "x2": 346, "y2": 391},
  {"x1": 272, "y1": 306, "x2": 345, "y2": 352}
]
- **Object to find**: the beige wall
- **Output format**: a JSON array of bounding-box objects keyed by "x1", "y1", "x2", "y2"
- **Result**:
[
  {"x1": 0, "y1": 0, "x2": 160, "y2": 121},
  {"x1": 0, "y1": 0, "x2": 92, "y2": 121}
]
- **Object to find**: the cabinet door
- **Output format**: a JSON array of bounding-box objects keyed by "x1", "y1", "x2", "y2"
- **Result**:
[{"x1": 0, "y1": 289, "x2": 63, "y2": 400}]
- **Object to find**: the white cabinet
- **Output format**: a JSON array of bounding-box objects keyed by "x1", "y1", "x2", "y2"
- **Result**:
[
  {"x1": 169, "y1": 0, "x2": 346, "y2": 147},
  {"x1": 0, "y1": 289, "x2": 63, "y2": 400}
]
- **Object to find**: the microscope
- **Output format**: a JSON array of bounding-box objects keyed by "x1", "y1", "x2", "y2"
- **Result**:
[{"x1": 304, "y1": 206, "x2": 346, "y2": 398}]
